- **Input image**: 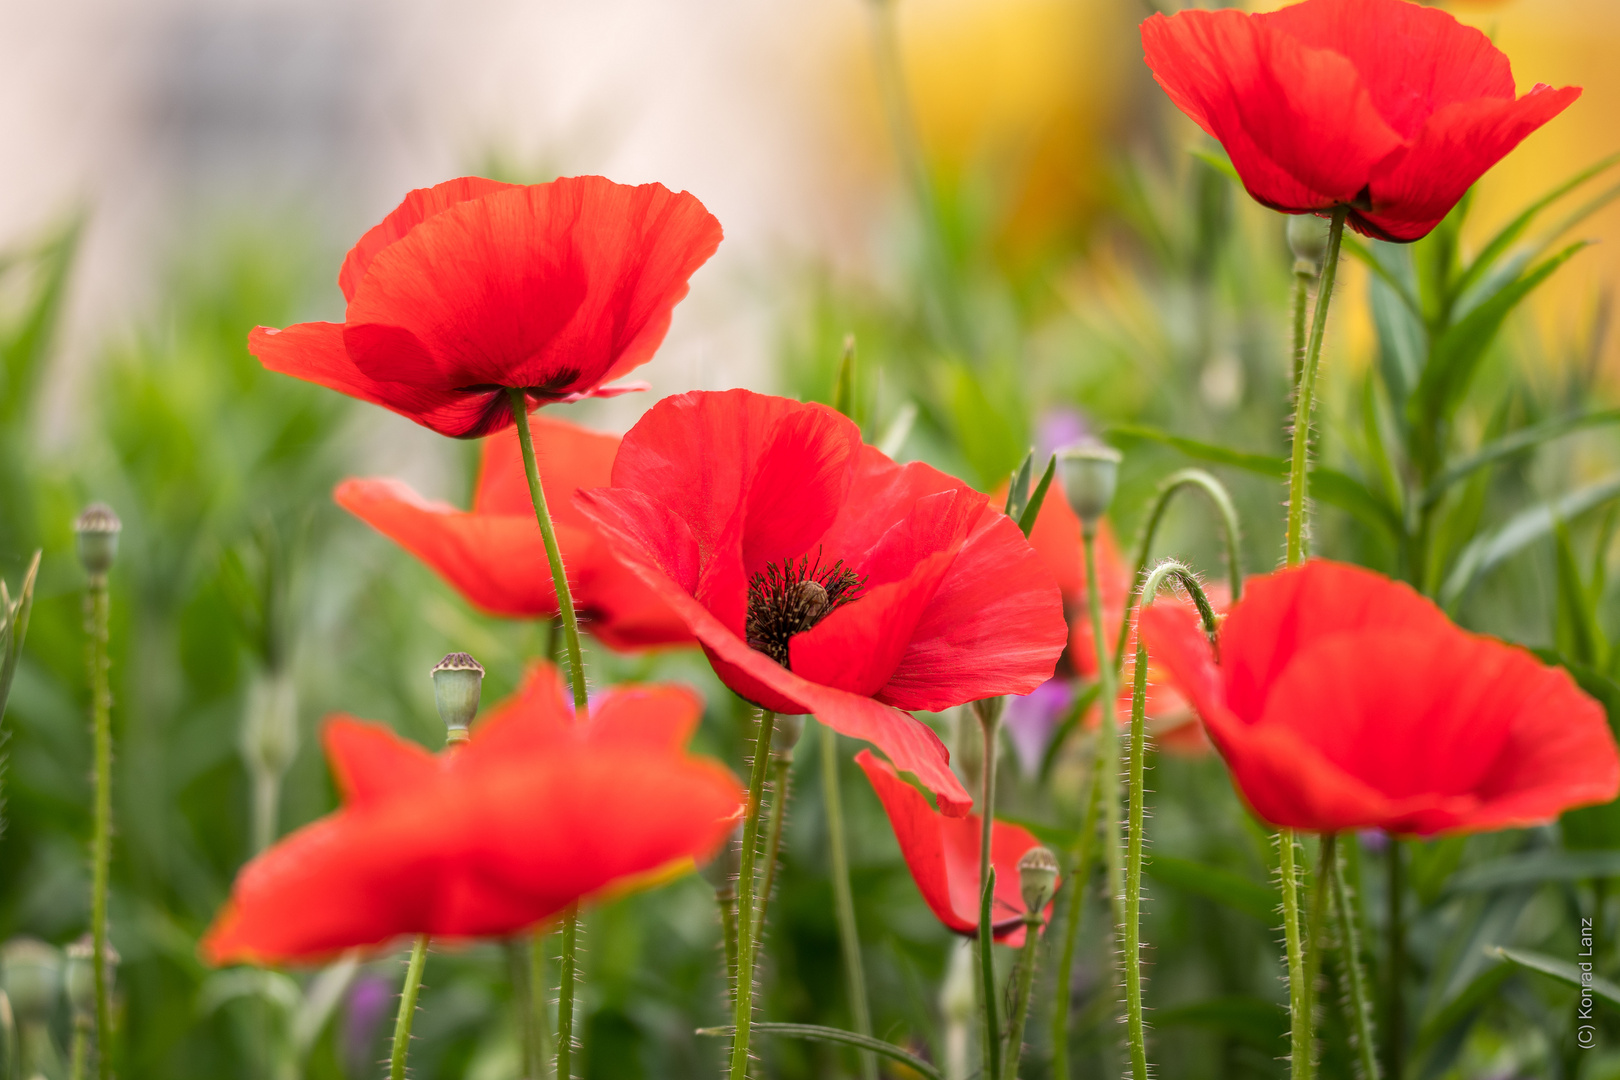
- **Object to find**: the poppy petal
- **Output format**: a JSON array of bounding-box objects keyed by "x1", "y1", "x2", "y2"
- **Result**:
[
  {"x1": 324, "y1": 718, "x2": 440, "y2": 807},
  {"x1": 338, "y1": 177, "x2": 517, "y2": 302}
]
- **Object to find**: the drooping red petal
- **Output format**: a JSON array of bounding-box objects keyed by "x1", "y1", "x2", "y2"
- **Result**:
[
  {"x1": 856, "y1": 750, "x2": 1050, "y2": 945},
  {"x1": 343, "y1": 178, "x2": 721, "y2": 400},
  {"x1": 338, "y1": 177, "x2": 517, "y2": 303},
  {"x1": 324, "y1": 718, "x2": 440, "y2": 807}
]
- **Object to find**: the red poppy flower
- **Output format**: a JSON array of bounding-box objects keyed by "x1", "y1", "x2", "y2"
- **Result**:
[
  {"x1": 1141, "y1": 0, "x2": 1581, "y2": 241},
  {"x1": 250, "y1": 175, "x2": 723, "y2": 438},
  {"x1": 202, "y1": 663, "x2": 742, "y2": 964},
  {"x1": 1140, "y1": 560, "x2": 1620, "y2": 835},
  {"x1": 856, "y1": 750, "x2": 1052, "y2": 947},
  {"x1": 335, "y1": 416, "x2": 692, "y2": 652},
  {"x1": 575, "y1": 390, "x2": 1068, "y2": 816}
]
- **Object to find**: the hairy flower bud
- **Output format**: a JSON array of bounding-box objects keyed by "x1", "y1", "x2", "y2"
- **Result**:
[
  {"x1": 1056, "y1": 445, "x2": 1122, "y2": 533},
  {"x1": 74, "y1": 503, "x2": 121, "y2": 577},
  {"x1": 1, "y1": 938, "x2": 60, "y2": 1025},
  {"x1": 432, "y1": 653, "x2": 485, "y2": 740},
  {"x1": 1018, "y1": 846, "x2": 1060, "y2": 915}
]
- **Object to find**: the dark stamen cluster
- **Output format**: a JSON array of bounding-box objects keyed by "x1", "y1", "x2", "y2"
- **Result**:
[{"x1": 745, "y1": 551, "x2": 867, "y2": 668}]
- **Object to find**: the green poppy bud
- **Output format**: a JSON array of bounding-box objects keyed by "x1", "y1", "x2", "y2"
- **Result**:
[
  {"x1": 240, "y1": 671, "x2": 299, "y2": 781},
  {"x1": 1287, "y1": 213, "x2": 1330, "y2": 275},
  {"x1": 63, "y1": 934, "x2": 115, "y2": 1019},
  {"x1": 74, "y1": 503, "x2": 121, "y2": 578},
  {"x1": 1056, "y1": 445, "x2": 1122, "y2": 533},
  {"x1": 771, "y1": 713, "x2": 804, "y2": 762},
  {"x1": 0, "y1": 938, "x2": 60, "y2": 1025},
  {"x1": 1018, "y1": 846, "x2": 1060, "y2": 915},
  {"x1": 431, "y1": 652, "x2": 485, "y2": 741}
]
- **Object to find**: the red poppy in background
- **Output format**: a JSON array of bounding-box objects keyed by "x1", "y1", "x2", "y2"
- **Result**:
[
  {"x1": 1141, "y1": 560, "x2": 1620, "y2": 835},
  {"x1": 575, "y1": 390, "x2": 1068, "y2": 816},
  {"x1": 336, "y1": 416, "x2": 692, "y2": 652},
  {"x1": 1019, "y1": 484, "x2": 1129, "y2": 680},
  {"x1": 1141, "y1": 0, "x2": 1581, "y2": 241},
  {"x1": 203, "y1": 663, "x2": 742, "y2": 964},
  {"x1": 856, "y1": 750, "x2": 1053, "y2": 947},
  {"x1": 250, "y1": 175, "x2": 723, "y2": 437}
]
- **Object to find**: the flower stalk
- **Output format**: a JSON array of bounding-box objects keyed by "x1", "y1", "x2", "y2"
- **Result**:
[
  {"x1": 972, "y1": 698, "x2": 1003, "y2": 1080},
  {"x1": 1284, "y1": 205, "x2": 1348, "y2": 567},
  {"x1": 728, "y1": 709, "x2": 778, "y2": 1080},
  {"x1": 388, "y1": 936, "x2": 430, "y2": 1080},
  {"x1": 820, "y1": 724, "x2": 878, "y2": 1080},
  {"x1": 1080, "y1": 525, "x2": 1126, "y2": 1021},
  {"x1": 1005, "y1": 847, "x2": 1058, "y2": 1079},
  {"x1": 1278, "y1": 828, "x2": 1311, "y2": 1080},
  {"x1": 1049, "y1": 760, "x2": 1101, "y2": 1080},
  {"x1": 1327, "y1": 835, "x2": 1381, "y2": 1080},
  {"x1": 557, "y1": 905, "x2": 580, "y2": 1080}
]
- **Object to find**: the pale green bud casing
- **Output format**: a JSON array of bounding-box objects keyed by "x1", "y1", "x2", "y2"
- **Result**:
[
  {"x1": 1287, "y1": 213, "x2": 1330, "y2": 275},
  {"x1": 64, "y1": 935, "x2": 115, "y2": 1019},
  {"x1": 240, "y1": 671, "x2": 299, "y2": 781},
  {"x1": 1056, "y1": 444, "x2": 1122, "y2": 533},
  {"x1": 432, "y1": 652, "x2": 485, "y2": 741},
  {"x1": 0, "y1": 939, "x2": 60, "y2": 1025},
  {"x1": 74, "y1": 503, "x2": 122, "y2": 578},
  {"x1": 1018, "y1": 846, "x2": 1060, "y2": 915}
]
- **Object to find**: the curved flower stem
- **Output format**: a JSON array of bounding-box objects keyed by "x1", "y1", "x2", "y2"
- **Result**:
[
  {"x1": 1123, "y1": 633, "x2": 1151, "y2": 1080},
  {"x1": 1278, "y1": 829, "x2": 1312, "y2": 1080},
  {"x1": 1284, "y1": 206, "x2": 1348, "y2": 567},
  {"x1": 507, "y1": 389, "x2": 588, "y2": 715},
  {"x1": 1114, "y1": 468, "x2": 1244, "y2": 664},
  {"x1": 1327, "y1": 835, "x2": 1381, "y2": 1080},
  {"x1": 556, "y1": 906, "x2": 580, "y2": 1080},
  {"x1": 973, "y1": 700, "x2": 1004, "y2": 1080},
  {"x1": 820, "y1": 725, "x2": 878, "y2": 1080},
  {"x1": 729, "y1": 709, "x2": 778, "y2": 1080},
  {"x1": 1049, "y1": 764, "x2": 1101, "y2": 1080},
  {"x1": 86, "y1": 571, "x2": 114, "y2": 1080},
  {"x1": 389, "y1": 935, "x2": 429, "y2": 1080},
  {"x1": 1004, "y1": 912, "x2": 1042, "y2": 1079},
  {"x1": 1080, "y1": 526, "x2": 1126, "y2": 1025}
]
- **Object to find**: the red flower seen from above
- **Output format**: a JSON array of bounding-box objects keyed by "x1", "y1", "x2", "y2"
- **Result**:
[
  {"x1": 1141, "y1": 560, "x2": 1620, "y2": 836},
  {"x1": 202, "y1": 662, "x2": 742, "y2": 965},
  {"x1": 336, "y1": 416, "x2": 692, "y2": 652},
  {"x1": 250, "y1": 175, "x2": 723, "y2": 437},
  {"x1": 575, "y1": 390, "x2": 1069, "y2": 816},
  {"x1": 1141, "y1": 0, "x2": 1581, "y2": 241},
  {"x1": 856, "y1": 750, "x2": 1053, "y2": 947}
]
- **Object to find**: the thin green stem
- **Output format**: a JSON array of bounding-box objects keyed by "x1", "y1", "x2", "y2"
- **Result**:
[
  {"x1": 71, "y1": 1018, "x2": 90, "y2": 1080},
  {"x1": 556, "y1": 906, "x2": 579, "y2": 1080},
  {"x1": 1291, "y1": 266, "x2": 1312, "y2": 390},
  {"x1": 389, "y1": 936, "x2": 429, "y2": 1080},
  {"x1": 1384, "y1": 840, "x2": 1405, "y2": 1080},
  {"x1": 1285, "y1": 206, "x2": 1348, "y2": 567},
  {"x1": 1004, "y1": 913, "x2": 1043, "y2": 1079},
  {"x1": 507, "y1": 940, "x2": 539, "y2": 1080},
  {"x1": 1304, "y1": 836, "x2": 1333, "y2": 1077},
  {"x1": 251, "y1": 770, "x2": 279, "y2": 855},
  {"x1": 821, "y1": 725, "x2": 877, "y2": 1080},
  {"x1": 86, "y1": 574, "x2": 113, "y2": 1080},
  {"x1": 1081, "y1": 528, "x2": 1126, "y2": 1013},
  {"x1": 1279, "y1": 829, "x2": 1312, "y2": 1080},
  {"x1": 1328, "y1": 835, "x2": 1381, "y2": 1080},
  {"x1": 975, "y1": 703, "x2": 1003, "y2": 1080},
  {"x1": 729, "y1": 709, "x2": 778, "y2": 1080},
  {"x1": 532, "y1": 932, "x2": 554, "y2": 1080},
  {"x1": 757, "y1": 757, "x2": 794, "y2": 954},
  {"x1": 1123, "y1": 636, "x2": 1151, "y2": 1080},
  {"x1": 507, "y1": 389, "x2": 588, "y2": 715},
  {"x1": 717, "y1": 882, "x2": 740, "y2": 996},
  {"x1": 1050, "y1": 766, "x2": 1101, "y2": 1080}
]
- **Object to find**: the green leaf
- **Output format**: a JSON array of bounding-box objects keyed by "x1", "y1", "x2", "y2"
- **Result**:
[
  {"x1": 1144, "y1": 854, "x2": 1277, "y2": 923},
  {"x1": 1003, "y1": 449, "x2": 1035, "y2": 521},
  {"x1": 1187, "y1": 145, "x2": 1240, "y2": 186},
  {"x1": 696, "y1": 1023, "x2": 944, "y2": 1080},
  {"x1": 1439, "y1": 472, "x2": 1620, "y2": 609},
  {"x1": 1553, "y1": 516, "x2": 1606, "y2": 669},
  {"x1": 1412, "y1": 241, "x2": 1589, "y2": 434},
  {"x1": 833, "y1": 333, "x2": 856, "y2": 419},
  {"x1": 1106, "y1": 425, "x2": 1402, "y2": 537},
  {"x1": 1422, "y1": 409, "x2": 1620, "y2": 508},
  {"x1": 1447, "y1": 850, "x2": 1620, "y2": 894},
  {"x1": 1016, "y1": 455, "x2": 1056, "y2": 538},
  {"x1": 1154, "y1": 995, "x2": 1286, "y2": 1052},
  {"x1": 876, "y1": 401, "x2": 918, "y2": 460},
  {"x1": 0, "y1": 551, "x2": 41, "y2": 720},
  {"x1": 1, "y1": 220, "x2": 82, "y2": 426},
  {"x1": 997, "y1": 812, "x2": 1084, "y2": 854},
  {"x1": 1488, "y1": 946, "x2": 1620, "y2": 1009}
]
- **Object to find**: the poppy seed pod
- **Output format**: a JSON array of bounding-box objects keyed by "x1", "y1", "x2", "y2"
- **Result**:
[
  {"x1": 771, "y1": 713, "x2": 804, "y2": 762},
  {"x1": 0, "y1": 938, "x2": 60, "y2": 1025},
  {"x1": 1018, "y1": 846, "x2": 1060, "y2": 915},
  {"x1": 74, "y1": 503, "x2": 121, "y2": 577},
  {"x1": 1287, "y1": 214, "x2": 1330, "y2": 275},
  {"x1": 431, "y1": 652, "x2": 485, "y2": 739},
  {"x1": 63, "y1": 935, "x2": 116, "y2": 1019},
  {"x1": 1056, "y1": 445, "x2": 1122, "y2": 533}
]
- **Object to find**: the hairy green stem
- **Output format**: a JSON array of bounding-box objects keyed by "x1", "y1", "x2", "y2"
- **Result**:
[
  {"x1": 1304, "y1": 836, "x2": 1333, "y2": 1077},
  {"x1": 1004, "y1": 912, "x2": 1043, "y2": 1079},
  {"x1": 507, "y1": 939, "x2": 542, "y2": 1080},
  {"x1": 507, "y1": 389, "x2": 588, "y2": 715},
  {"x1": 976, "y1": 705, "x2": 1003, "y2": 1080},
  {"x1": 1328, "y1": 836, "x2": 1381, "y2": 1080},
  {"x1": 532, "y1": 933, "x2": 553, "y2": 1080},
  {"x1": 821, "y1": 725, "x2": 877, "y2": 1080},
  {"x1": 71, "y1": 1016, "x2": 90, "y2": 1080},
  {"x1": 1081, "y1": 528, "x2": 1126, "y2": 1013},
  {"x1": 757, "y1": 757, "x2": 793, "y2": 954},
  {"x1": 729, "y1": 710, "x2": 778, "y2": 1080},
  {"x1": 389, "y1": 936, "x2": 429, "y2": 1080},
  {"x1": 717, "y1": 881, "x2": 740, "y2": 996},
  {"x1": 1123, "y1": 634, "x2": 1151, "y2": 1080},
  {"x1": 556, "y1": 907, "x2": 579, "y2": 1080},
  {"x1": 86, "y1": 574, "x2": 113, "y2": 1080},
  {"x1": 1284, "y1": 206, "x2": 1348, "y2": 567},
  {"x1": 1279, "y1": 829, "x2": 1311, "y2": 1080},
  {"x1": 1291, "y1": 264, "x2": 1311, "y2": 390},
  {"x1": 1050, "y1": 764, "x2": 1102, "y2": 1080},
  {"x1": 1384, "y1": 841, "x2": 1405, "y2": 1080}
]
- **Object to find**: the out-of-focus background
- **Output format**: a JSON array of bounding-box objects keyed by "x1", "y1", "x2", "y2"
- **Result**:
[{"x1": 2, "y1": 0, "x2": 1618, "y2": 1077}]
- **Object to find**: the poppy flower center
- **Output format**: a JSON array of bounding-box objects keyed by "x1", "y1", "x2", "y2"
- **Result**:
[{"x1": 745, "y1": 552, "x2": 867, "y2": 668}]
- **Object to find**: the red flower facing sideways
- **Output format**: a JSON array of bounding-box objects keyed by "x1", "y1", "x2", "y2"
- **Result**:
[
  {"x1": 203, "y1": 663, "x2": 742, "y2": 964},
  {"x1": 1141, "y1": 0, "x2": 1581, "y2": 241},
  {"x1": 1141, "y1": 560, "x2": 1620, "y2": 835},
  {"x1": 336, "y1": 416, "x2": 692, "y2": 652},
  {"x1": 857, "y1": 750, "x2": 1054, "y2": 947},
  {"x1": 250, "y1": 175, "x2": 723, "y2": 437},
  {"x1": 575, "y1": 390, "x2": 1069, "y2": 816}
]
